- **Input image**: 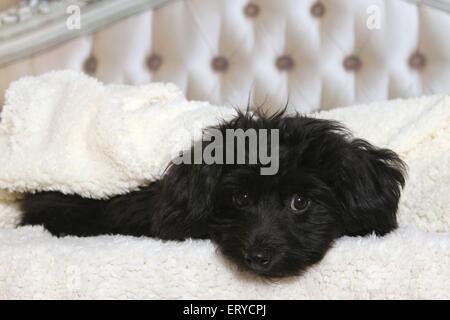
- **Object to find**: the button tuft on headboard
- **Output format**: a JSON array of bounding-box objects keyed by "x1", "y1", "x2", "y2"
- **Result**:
[
  {"x1": 409, "y1": 52, "x2": 426, "y2": 70},
  {"x1": 343, "y1": 55, "x2": 362, "y2": 72},
  {"x1": 83, "y1": 56, "x2": 98, "y2": 75},
  {"x1": 276, "y1": 55, "x2": 295, "y2": 71},
  {"x1": 244, "y1": 2, "x2": 259, "y2": 18},
  {"x1": 211, "y1": 56, "x2": 229, "y2": 72},
  {"x1": 146, "y1": 54, "x2": 163, "y2": 72},
  {"x1": 310, "y1": 1, "x2": 326, "y2": 18}
]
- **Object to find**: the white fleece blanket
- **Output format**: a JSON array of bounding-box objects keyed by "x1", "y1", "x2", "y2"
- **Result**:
[{"x1": 0, "y1": 71, "x2": 449, "y2": 299}]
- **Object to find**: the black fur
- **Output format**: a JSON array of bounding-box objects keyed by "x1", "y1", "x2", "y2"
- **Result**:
[{"x1": 20, "y1": 111, "x2": 406, "y2": 277}]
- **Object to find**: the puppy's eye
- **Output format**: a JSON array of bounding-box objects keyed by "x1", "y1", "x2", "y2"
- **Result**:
[
  {"x1": 232, "y1": 192, "x2": 250, "y2": 208},
  {"x1": 290, "y1": 194, "x2": 310, "y2": 213}
]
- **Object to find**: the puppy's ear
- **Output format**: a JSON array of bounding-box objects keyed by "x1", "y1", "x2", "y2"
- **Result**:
[
  {"x1": 153, "y1": 157, "x2": 222, "y2": 240},
  {"x1": 335, "y1": 139, "x2": 406, "y2": 236}
]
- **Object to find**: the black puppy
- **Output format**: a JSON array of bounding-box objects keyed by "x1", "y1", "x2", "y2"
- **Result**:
[{"x1": 20, "y1": 111, "x2": 406, "y2": 277}]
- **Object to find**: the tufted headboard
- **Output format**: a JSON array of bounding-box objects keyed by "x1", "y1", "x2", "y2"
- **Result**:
[{"x1": 1, "y1": 0, "x2": 450, "y2": 112}]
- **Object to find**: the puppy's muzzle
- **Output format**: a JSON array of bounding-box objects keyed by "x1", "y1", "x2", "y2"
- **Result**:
[{"x1": 244, "y1": 247, "x2": 273, "y2": 272}]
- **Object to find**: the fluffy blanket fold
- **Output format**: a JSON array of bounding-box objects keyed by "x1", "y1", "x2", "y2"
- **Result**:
[
  {"x1": 0, "y1": 71, "x2": 236, "y2": 199},
  {"x1": 0, "y1": 71, "x2": 449, "y2": 299}
]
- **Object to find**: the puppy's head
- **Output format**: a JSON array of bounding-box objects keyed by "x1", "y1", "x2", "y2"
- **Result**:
[{"x1": 160, "y1": 111, "x2": 406, "y2": 277}]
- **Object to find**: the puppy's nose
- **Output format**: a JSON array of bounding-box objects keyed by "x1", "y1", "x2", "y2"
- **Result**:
[{"x1": 244, "y1": 249, "x2": 271, "y2": 270}]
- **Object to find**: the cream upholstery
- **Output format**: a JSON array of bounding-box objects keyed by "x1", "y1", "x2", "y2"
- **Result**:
[{"x1": 1, "y1": 0, "x2": 450, "y2": 112}]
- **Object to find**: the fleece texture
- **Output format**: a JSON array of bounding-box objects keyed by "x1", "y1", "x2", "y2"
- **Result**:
[
  {"x1": 0, "y1": 71, "x2": 237, "y2": 199},
  {"x1": 0, "y1": 71, "x2": 448, "y2": 299}
]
